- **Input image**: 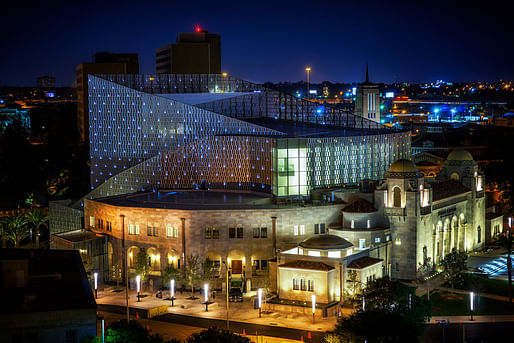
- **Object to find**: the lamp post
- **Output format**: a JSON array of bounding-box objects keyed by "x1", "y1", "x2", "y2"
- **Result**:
[
  {"x1": 94, "y1": 272, "x2": 98, "y2": 299},
  {"x1": 136, "y1": 275, "x2": 141, "y2": 302},
  {"x1": 257, "y1": 288, "x2": 262, "y2": 318},
  {"x1": 170, "y1": 279, "x2": 175, "y2": 307},
  {"x1": 470, "y1": 291, "x2": 474, "y2": 321},
  {"x1": 204, "y1": 283, "x2": 209, "y2": 311},
  {"x1": 362, "y1": 296, "x2": 365, "y2": 312},
  {"x1": 101, "y1": 316, "x2": 105, "y2": 343},
  {"x1": 305, "y1": 67, "x2": 311, "y2": 98},
  {"x1": 312, "y1": 294, "x2": 316, "y2": 323}
]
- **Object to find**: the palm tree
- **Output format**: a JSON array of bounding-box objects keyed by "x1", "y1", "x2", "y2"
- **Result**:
[
  {"x1": 3, "y1": 214, "x2": 30, "y2": 247},
  {"x1": 499, "y1": 224, "x2": 513, "y2": 304},
  {"x1": 26, "y1": 208, "x2": 48, "y2": 248}
]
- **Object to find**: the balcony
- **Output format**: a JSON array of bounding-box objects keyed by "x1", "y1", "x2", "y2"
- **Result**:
[{"x1": 385, "y1": 207, "x2": 406, "y2": 216}]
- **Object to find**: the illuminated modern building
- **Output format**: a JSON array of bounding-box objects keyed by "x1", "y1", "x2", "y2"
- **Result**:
[
  {"x1": 355, "y1": 65, "x2": 381, "y2": 123},
  {"x1": 156, "y1": 29, "x2": 221, "y2": 74}
]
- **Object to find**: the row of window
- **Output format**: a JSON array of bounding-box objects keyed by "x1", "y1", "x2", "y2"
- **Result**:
[
  {"x1": 90, "y1": 217, "x2": 112, "y2": 232},
  {"x1": 204, "y1": 227, "x2": 268, "y2": 239},
  {"x1": 292, "y1": 279, "x2": 314, "y2": 292}
]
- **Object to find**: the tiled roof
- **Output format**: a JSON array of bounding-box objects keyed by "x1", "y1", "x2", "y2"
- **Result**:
[
  {"x1": 343, "y1": 198, "x2": 377, "y2": 213},
  {"x1": 430, "y1": 180, "x2": 471, "y2": 201},
  {"x1": 279, "y1": 260, "x2": 335, "y2": 271},
  {"x1": 347, "y1": 256, "x2": 383, "y2": 269}
]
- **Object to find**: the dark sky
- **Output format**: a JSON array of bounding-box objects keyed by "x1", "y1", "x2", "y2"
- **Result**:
[{"x1": 1, "y1": 0, "x2": 513, "y2": 86}]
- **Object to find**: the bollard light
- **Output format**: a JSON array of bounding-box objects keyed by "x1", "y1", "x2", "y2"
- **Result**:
[
  {"x1": 312, "y1": 294, "x2": 316, "y2": 323},
  {"x1": 470, "y1": 291, "x2": 474, "y2": 321},
  {"x1": 258, "y1": 288, "x2": 262, "y2": 318},
  {"x1": 409, "y1": 293, "x2": 412, "y2": 311},
  {"x1": 101, "y1": 317, "x2": 105, "y2": 343},
  {"x1": 94, "y1": 272, "x2": 98, "y2": 299},
  {"x1": 204, "y1": 283, "x2": 209, "y2": 311},
  {"x1": 362, "y1": 296, "x2": 365, "y2": 312},
  {"x1": 170, "y1": 279, "x2": 175, "y2": 307},
  {"x1": 136, "y1": 275, "x2": 141, "y2": 302}
]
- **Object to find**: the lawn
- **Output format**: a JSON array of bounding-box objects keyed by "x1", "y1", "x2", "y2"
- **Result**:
[
  {"x1": 447, "y1": 273, "x2": 511, "y2": 297},
  {"x1": 430, "y1": 291, "x2": 514, "y2": 316}
]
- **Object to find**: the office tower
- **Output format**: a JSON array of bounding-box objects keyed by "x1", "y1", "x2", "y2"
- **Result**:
[
  {"x1": 76, "y1": 52, "x2": 139, "y2": 143},
  {"x1": 37, "y1": 75, "x2": 56, "y2": 88},
  {"x1": 156, "y1": 29, "x2": 221, "y2": 74},
  {"x1": 355, "y1": 65, "x2": 381, "y2": 123}
]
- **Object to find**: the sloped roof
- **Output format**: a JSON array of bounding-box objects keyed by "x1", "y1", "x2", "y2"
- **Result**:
[
  {"x1": 430, "y1": 180, "x2": 471, "y2": 201},
  {"x1": 347, "y1": 256, "x2": 383, "y2": 269},
  {"x1": 279, "y1": 260, "x2": 335, "y2": 271},
  {"x1": 299, "y1": 234, "x2": 353, "y2": 250},
  {"x1": 343, "y1": 198, "x2": 377, "y2": 213}
]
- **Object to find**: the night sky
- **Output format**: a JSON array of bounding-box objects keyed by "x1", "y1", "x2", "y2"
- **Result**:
[{"x1": 1, "y1": 0, "x2": 513, "y2": 86}]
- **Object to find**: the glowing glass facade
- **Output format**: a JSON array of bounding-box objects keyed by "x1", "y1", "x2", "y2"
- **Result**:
[{"x1": 86, "y1": 74, "x2": 410, "y2": 200}]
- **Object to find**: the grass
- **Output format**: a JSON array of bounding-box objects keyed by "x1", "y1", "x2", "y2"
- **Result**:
[
  {"x1": 445, "y1": 273, "x2": 511, "y2": 297},
  {"x1": 430, "y1": 291, "x2": 514, "y2": 316}
]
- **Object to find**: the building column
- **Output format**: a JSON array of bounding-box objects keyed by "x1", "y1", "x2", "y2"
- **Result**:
[
  {"x1": 448, "y1": 226, "x2": 453, "y2": 253},
  {"x1": 432, "y1": 232, "x2": 437, "y2": 264},
  {"x1": 180, "y1": 217, "x2": 186, "y2": 277}
]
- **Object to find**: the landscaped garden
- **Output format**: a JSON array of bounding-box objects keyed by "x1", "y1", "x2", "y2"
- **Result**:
[{"x1": 430, "y1": 291, "x2": 514, "y2": 316}]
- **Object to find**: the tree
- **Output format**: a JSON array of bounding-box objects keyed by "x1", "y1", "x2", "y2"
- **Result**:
[
  {"x1": 186, "y1": 327, "x2": 250, "y2": 343},
  {"x1": 184, "y1": 254, "x2": 201, "y2": 299},
  {"x1": 2, "y1": 214, "x2": 30, "y2": 247},
  {"x1": 440, "y1": 249, "x2": 468, "y2": 289},
  {"x1": 112, "y1": 263, "x2": 123, "y2": 288},
  {"x1": 498, "y1": 227, "x2": 513, "y2": 304},
  {"x1": 25, "y1": 208, "x2": 48, "y2": 248},
  {"x1": 345, "y1": 269, "x2": 361, "y2": 303},
  {"x1": 162, "y1": 263, "x2": 180, "y2": 287},
  {"x1": 79, "y1": 320, "x2": 171, "y2": 343},
  {"x1": 135, "y1": 248, "x2": 149, "y2": 291},
  {"x1": 201, "y1": 259, "x2": 218, "y2": 285}
]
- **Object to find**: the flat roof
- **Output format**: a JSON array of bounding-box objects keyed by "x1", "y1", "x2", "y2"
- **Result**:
[{"x1": 92, "y1": 189, "x2": 339, "y2": 211}]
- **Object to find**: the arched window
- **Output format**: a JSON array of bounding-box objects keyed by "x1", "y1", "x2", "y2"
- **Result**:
[
  {"x1": 450, "y1": 172, "x2": 459, "y2": 181},
  {"x1": 477, "y1": 226, "x2": 482, "y2": 244},
  {"x1": 393, "y1": 187, "x2": 402, "y2": 208},
  {"x1": 423, "y1": 246, "x2": 428, "y2": 262}
]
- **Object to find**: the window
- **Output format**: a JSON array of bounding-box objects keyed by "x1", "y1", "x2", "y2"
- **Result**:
[
  {"x1": 347, "y1": 248, "x2": 353, "y2": 256},
  {"x1": 212, "y1": 228, "x2": 219, "y2": 239},
  {"x1": 328, "y1": 251, "x2": 341, "y2": 258},
  {"x1": 300, "y1": 225, "x2": 305, "y2": 235},
  {"x1": 129, "y1": 224, "x2": 135, "y2": 235},
  {"x1": 320, "y1": 223, "x2": 326, "y2": 234},
  {"x1": 260, "y1": 260, "x2": 268, "y2": 270},
  {"x1": 359, "y1": 238, "x2": 366, "y2": 249},
  {"x1": 89, "y1": 216, "x2": 95, "y2": 227},
  {"x1": 253, "y1": 228, "x2": 260, "y2": 238},
  {"x1": 386, "y1": 235, "x2": 391, "y2": 241},
  {"x1": 423, "y1": 246, "x2": 428, "y2": 261},
  {"x1": 237, "y1": 227, "x2": 243, "y2": 238},
  {"x1": 293, "y1": 279, "x2": 299, "y2": 290},
  {"x1": 294, "y1": 225, "x2": 299, "y2": 236},
  {"x1": 147, "y1": 225, "x2": 158, "y2": 236},
  {"x1": 229, "y1": 227, "x2": 236, "y2": 238},
  {"x1": 308, "y1": 250, "x2": 321, "y2": 257},
  {"x1": 351, "y1": 220, "x2": 355, "y2": 228},
  {"x1": 260, "y1": 227, "x2": 267, "y2": 238},
  {"x1": 393, "y1": 187, "x2": 402, "y2": 208},
  {"x1": 308, "y1": 280, "x2": 314, "y2": 292},
  {"x1": 374, "y1": 237, "x2": 381, "y2": 243},
  {"x1": 147, "y1": 226, "x2": 152, "y2": 236},
  {"x1": 300, "y1": 279, "x2": 307, "y2": 291},
  {"x1": 367, "y1": 219, "x2": 371, "y2": 228},
  {"x1": 395, "y1": 238, "x2": 401, "y2": 245},
  {"x1": 153, "y1": 226, "x2": 158, "y2": 236},
  {"x1": 205, "y1": 228, "x2": 212, "y2": 239},
  {"x1": 97, "y1": 219, "x2": 104, "y2": 230},
  {"x1": 135, "y1": 224, "x2": 140, "y2": 235},
  {"x1": 477, "y1": 226, "x2": 482, "y2": 243},
  {"x1": 106, "y1": 221, "x2": 112, "y2": 232},
  {"x1": 167, "y1": 226, "x2": 178, "y2": 238},
  {"x1": 314, "y1": 224, "x2": 319, "y2": 234},
  {"x1": 395, "y1": 263, "x2": 400, "y2": 272}
]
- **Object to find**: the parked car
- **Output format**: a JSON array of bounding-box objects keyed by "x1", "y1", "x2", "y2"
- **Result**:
[{"x1": 229, "y1": 287, "x2": 243, "y2": 302}]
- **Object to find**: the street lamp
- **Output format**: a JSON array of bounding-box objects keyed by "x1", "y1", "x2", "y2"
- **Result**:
[
  {"x1": 170, "y1": 279, "x2": 175, "y2": 307},
  {"x1": 136, "y1": 275, "x2": 141, "y2": 302},
  {"x1": 94, "y1": 272, "x2": 98, "y2": 299},
  {"x1": 257, "y1": 288, "x2": 262, "y2": 318},
  {"x1": 312, "y1": 294, "x2": 316, "y2": 323},
  {"x1": 305, "y1": 67, "x2": 311, "y2": 98},
  {"x1": 204, "y1": 283, "x2": 209, "y2": 311},
  {"x1": 470, "y1": 291, "x2": 474, "y2": 321},
  {"x1": 362, "y1": 296, "x2": 365, "y2": 312}
]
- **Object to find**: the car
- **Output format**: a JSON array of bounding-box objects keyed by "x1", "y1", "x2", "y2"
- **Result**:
[{"x1": 229, "y1": 287, "x2": 243, "y2": 302}]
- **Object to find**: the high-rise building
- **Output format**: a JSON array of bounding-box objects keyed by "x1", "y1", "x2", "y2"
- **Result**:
[
  {"x1": 37, "y1": 75, "x2": 56, "y2": 88},
  {"x1": 156, "y1": 29, "x2": 221, "y2": 74},
  {"x1": 355, "y1": 65, "x2": 381, "y2": 123},
  {"x1": 76, "y1": 52, "x2": 139, "y2": 143}
]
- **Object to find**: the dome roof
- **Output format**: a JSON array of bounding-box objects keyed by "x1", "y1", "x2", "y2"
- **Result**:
[
  {"x1": 388, "y1": 159, "x2": 418, "y2": 173},
  {"x1": 299, "y1": 234, "x2": 353, "y2": 250},
  {"x1": 447, "y1": 149, "x2": 473, "y2": 161}
]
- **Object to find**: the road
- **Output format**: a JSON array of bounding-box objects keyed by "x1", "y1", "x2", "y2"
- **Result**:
[{"x1": 422, "y1": 322, "x2": 514, "y2": 343}]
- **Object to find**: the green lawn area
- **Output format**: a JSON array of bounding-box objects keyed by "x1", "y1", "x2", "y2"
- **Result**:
[
  {"x1": 430, "y1": 291, "x2": 514, "y2": 316},
  {"x1": 447, "y1": 273, "x2": 510, "y2": 297}
]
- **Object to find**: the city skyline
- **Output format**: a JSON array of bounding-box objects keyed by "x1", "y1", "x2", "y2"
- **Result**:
[{"x1": 1, "y1": 0, "x2": 513, "y2": 86}]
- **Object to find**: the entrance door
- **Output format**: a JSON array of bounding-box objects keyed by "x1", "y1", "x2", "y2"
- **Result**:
[{"x1": 231, "y1": 260, "x2": 243, "y2": 274}]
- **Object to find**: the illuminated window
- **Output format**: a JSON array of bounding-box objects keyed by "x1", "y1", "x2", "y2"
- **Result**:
[
  {"x1": 300, "y1": 225, "x2": 305, "y2": 235},
  {"x1": 135, "y1": 224, "x2": 140, "y2": 235},
  {"x1": 395, "y1": 238, "x2": 401, "y2": 245},
  {"x1": 205, "y1": 228, "x2": 212, "y2": 239},
  {"x1": 89, "y1": 216, "x2": 95, "y2": 227},
  {"x1": 359, "y1": 239, "x2": 366, "y2": 249},
  {"x1": 128, "y1": 224, "x2": 134, "y2": 235},
  {"x1": 300, "y1": 279, "x2": 307, "y2": 291},
  {"x1": 308, "y1": 280, "x2": 314, "y2": 292},
  {"x1": 293, "y1": 279, "x2": 299, "y2": 290},
  {"x1": 374, "y1": 237, "x2": 381, "y2": 243},
  {"x1": 328, "y1": 251, "x2": 341, "y2": 258},
  {"x1": 294, "y1": 225, "x2": 299, "y2": 236},
  {"x1": 308, "y1": 250, "x2": 321, "y2": 257},
  {"x1": 347, "y1": 248, "x2": 353, "y2": 256}
]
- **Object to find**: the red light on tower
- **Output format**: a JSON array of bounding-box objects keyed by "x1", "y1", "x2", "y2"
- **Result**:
[{"x1": 195, "y1": 26, "x2": 202, "y2": 33}]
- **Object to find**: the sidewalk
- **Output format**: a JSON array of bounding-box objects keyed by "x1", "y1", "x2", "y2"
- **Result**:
[
  {"x1": 95, "y1": 286, "x2": 336, "y2": 332},
  {"x1": 429, "y1": 314, "x2": 514, "y2": 324}
]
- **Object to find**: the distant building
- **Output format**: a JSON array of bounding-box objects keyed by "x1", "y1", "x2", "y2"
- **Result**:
[
  {"x1": 355, "y1": 65, "x2": 381, "y2": 123},
  {"x1": 37, "y1": 75, "x2": 56, "y2": 88},
  {"x1": 156, "y1": 29, "x2": 221, "y2": 74},
  {"x1": 0, "y1": 249, "x2": 96, "y2": 343},
  {"x1": 76, "y1": 52, "x2": 139, "y2": 143}
]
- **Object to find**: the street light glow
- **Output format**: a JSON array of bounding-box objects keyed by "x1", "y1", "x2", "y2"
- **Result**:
[
  {"x1": 204, "y1": 283, "x2": 209, "y2": 303},
  {"x1": 470, "y1": 291, "x2": 474, "y2": 311},
  {"x1": 94, "y1": 272, "x2": 98, "y2": 290},
  {"x1": 170, "y1": 279, "x2": 175, "y2": 298},
  {"x1": 136, "y1": 275, "x2": 141, "y2": 293},
  {"x1": 258, "y1": 288, "x2": 262, "y2": 308}
]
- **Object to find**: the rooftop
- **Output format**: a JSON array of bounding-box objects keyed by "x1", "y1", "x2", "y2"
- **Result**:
[
  {"x1": 279, "y1": 260, "x2": 335, "y2": 271},
  {"x1": 0, "y1": 249, "x2": 96, "y2": 314},
  {"x1": 343, "y1": 198, "x2": 377, "y2": 213},
  {"x1": 299, "y1": 234, "x2": 353, "y2": 250},
  {"x1": 53, "y1": 230, "x2": 104, "y2": 243},
  {"x1": 347, "y1": 256, "x2": 383, "y2": 269},
  {"x1": 430, "y1": 179, "x2": 471, "y2": 201}
]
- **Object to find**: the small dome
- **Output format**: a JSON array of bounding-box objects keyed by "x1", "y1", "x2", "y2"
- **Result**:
[
  {"x1": 299, "y1": 234, "x2": 353, "y2": 250},
  {"x1": 388, "y1": 159, "x2": 418, "y2": 173},
  {"x1": 447, "y1": 149, "x2": 473, "y2": 161}
]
